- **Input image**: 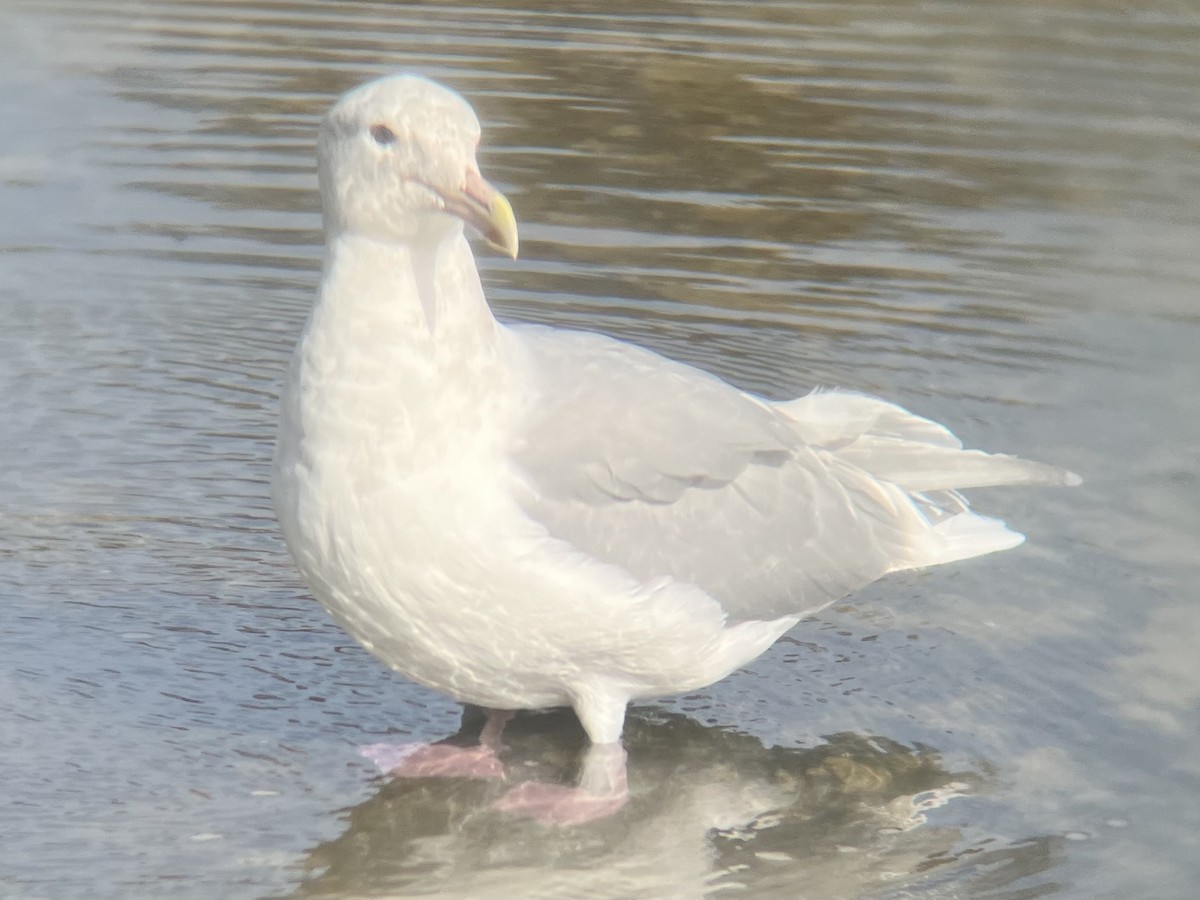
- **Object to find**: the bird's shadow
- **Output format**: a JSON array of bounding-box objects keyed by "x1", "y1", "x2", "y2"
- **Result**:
[{"x1": 285, "y1": 709, "x2": 1063, "y2": 899}]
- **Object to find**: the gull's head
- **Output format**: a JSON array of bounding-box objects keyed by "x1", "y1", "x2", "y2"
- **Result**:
[{"x1": 317, "y1": 74, "x2": 518, "y2": 258}]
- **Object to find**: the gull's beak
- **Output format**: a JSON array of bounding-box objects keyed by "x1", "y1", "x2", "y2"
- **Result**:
[{"x1": 447, "y1": 168, "x2": 519, "y2": 259}]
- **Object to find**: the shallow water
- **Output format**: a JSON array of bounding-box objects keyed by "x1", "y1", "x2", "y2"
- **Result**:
[{"x1": 1, "y1": 1, "x2": 1197, "y2": 897}]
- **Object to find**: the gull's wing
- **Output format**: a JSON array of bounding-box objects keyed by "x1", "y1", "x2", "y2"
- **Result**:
[{"x1": 507, "y1": 325, "x2": 1075, "y2": 622}]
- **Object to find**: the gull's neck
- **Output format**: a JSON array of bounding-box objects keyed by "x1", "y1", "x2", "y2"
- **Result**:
[
  {"x1": 315, "y1": 228, "x2": 499, "y2": 353},
  {"x1": 272, "y1": 225, "x2": 514, "y2": 622},
  {"x1": 280, "y1": 227, "x2": 510, "y2": 470}
]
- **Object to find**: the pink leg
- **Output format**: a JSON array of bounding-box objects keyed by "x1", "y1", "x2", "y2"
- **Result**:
[
  {"x1": 493, "y1": 742, "x2": 628, "y2": 826},
  {"x1": 360, "y1": 709, "x2": 513, "y2": 780}
]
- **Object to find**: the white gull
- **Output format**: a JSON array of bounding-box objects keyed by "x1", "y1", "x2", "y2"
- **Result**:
[{"x1": 271, "y1": 74, "x2": 1079, "y2": 823}]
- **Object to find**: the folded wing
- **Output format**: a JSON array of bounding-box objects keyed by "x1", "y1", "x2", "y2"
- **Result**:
[{"x1": 508, "y1": 325, "x2": 1077, "y2": 622}]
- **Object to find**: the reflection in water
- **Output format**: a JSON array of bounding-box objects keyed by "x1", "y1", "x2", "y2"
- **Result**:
[{"x1": 288, "y1": 711, "x2": 1054, "y2": 900}]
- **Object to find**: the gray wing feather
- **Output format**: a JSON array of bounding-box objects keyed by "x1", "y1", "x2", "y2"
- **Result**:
[
  {"x1": 511, "y1": 327, "x2": 795, "y2": 504},
  {"x1": 507, "y1": 326, "x2": 913, "y2": 620},
  {"x1": 507, "y1": 325, "x2": 1073, "y2": 621}
]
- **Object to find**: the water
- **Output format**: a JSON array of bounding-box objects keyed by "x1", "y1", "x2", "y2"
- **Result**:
[{"x1": 1, "y1": 1, "x2": 1197, "y2": 897}]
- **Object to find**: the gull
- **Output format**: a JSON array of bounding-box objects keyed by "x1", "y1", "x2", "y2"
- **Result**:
[{"x1": 271, "y1": 74, "x2": 1079, "y2": 824}]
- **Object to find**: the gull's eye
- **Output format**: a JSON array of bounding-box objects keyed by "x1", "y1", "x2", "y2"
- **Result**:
[{"x1": 370, "y1": 124, "x2": 397, "y2": 146}]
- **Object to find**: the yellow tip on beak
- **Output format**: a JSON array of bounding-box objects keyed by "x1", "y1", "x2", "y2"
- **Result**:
[{"x1": 483, "y1": 188, "x2": 519, "y2": 260}]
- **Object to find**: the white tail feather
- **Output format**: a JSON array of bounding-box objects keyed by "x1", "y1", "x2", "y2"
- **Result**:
[
  {"x1": 901, "y1": 511, "x2": 1026, "y2": 569},
  {"x1": 779, "y1": 388, "x2": 1079, "y2": 572}
]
